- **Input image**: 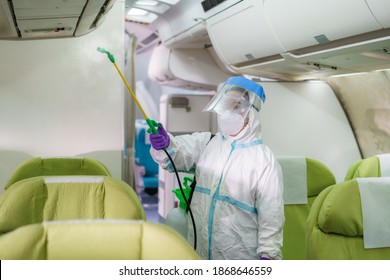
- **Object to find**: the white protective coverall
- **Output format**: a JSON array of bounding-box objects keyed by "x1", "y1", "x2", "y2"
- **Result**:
[{"x1": 150, "y1": 97, "x2": 284, "y2": 260}]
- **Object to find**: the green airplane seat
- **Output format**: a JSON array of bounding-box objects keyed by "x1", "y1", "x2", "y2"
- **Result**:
[
  {"x1": 0, "y1": 220, "x2": 200, "y2": 260},
  {"x1": 0, "y1": 176, "x2": 145, "y2": 235},
  {"x1": 344, "y1": 154, "x2": 390, "y2": 180},
  {"x1": 4, "y1": 157, "x2": 112, "y2": 190},
  {"x1": 277, "y1": 156, "x2": 336, "y2": 259},
  {"x1": 306, "y1": 177, "x2": 390, "y2": 259}
]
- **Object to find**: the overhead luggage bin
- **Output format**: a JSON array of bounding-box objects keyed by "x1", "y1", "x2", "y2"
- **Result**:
[
  {"x1": 206, "y1": 0, "x2": 284, "y2": 67},
  {"x1": 148, "y1": 44, "x2": 232, "y2": 90},
  {"x1": 263, "y1": 0, "x2": 381, "y2": 52},
  {"x1": 0, "y1": 0, "x2": 117, "y2": 39},
  {"x1": 205, "y1": 0, "x2": 390, "y2": 80},
  {"x1": 366, "y1": 0, "x2": 390, "y2": 28}
]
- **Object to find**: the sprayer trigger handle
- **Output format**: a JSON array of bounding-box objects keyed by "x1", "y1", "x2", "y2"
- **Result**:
[{"x1": 146, "y1": 118, "x2": 159, "y2": 134}]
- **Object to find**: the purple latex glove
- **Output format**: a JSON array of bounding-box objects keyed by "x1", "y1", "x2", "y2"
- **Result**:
[
  {"x1": 150, "y1": 123, "x2": 170, "y2": 150},
  {"x1": 260, "y1": 253, "x2": 271, "y2": 260}
]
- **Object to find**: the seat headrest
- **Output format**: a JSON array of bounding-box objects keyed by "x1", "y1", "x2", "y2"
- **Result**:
[
  {"x1": 344, "y1": 154, "x2": 390, "y2": 181},
  {"x1": 277, "y1": 157, "x2": 336, "y2": 205},
  {"x1": 317, "y1": 178, "x2": 390, "y2": 249},
  {"x1": 4, "y1": 157, "x2": 112, "y2": 190},
  {"x1": 317, "y1": 180, "x2": 363, "y2": 237},
  {"x1": 0, "y1": 220, "x2": 200, "y2": 260},
  {"x1": 0, "y1": 176, "x2": 145, "y2": 234},
  {"x1": 306, "y1": 158, "x2": 336, "y2": 196}
]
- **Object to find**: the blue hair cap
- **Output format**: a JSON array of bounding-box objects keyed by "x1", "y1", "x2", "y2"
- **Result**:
[{"x1": 225, "y1": 76, "x2": 266, "y2": 103}]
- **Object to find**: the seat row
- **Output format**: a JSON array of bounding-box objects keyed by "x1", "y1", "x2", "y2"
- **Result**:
[
  {"x1": 0, "y1": 157, "x2": 199, "y2": 260},
  {"x1": 1, "y1": 154, "x2": 389, "y2": 259},
  {"x1": 279, "y1": 153, "x2": 390, "y2": 259}
]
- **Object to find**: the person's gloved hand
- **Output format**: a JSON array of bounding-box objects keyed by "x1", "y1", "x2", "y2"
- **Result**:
[
  {"x1": 149, "y1": 123, "x2": 170, "y2": 150},
  {"x1": 260, "y1": 253, "x2": 271, "y2": 260}
]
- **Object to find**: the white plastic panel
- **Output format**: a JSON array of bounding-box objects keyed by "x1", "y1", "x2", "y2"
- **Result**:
[
  {"x1": 206, "y1": 0, "x2": 284, "y2": 65},
  {"x1": 0, "y1": 1, "x2": 18, "y2": 37},
  {"x1": 366, "y1": 0, "x2": 390, "y2": 28},
  {"x1": 160, "y1": 93, "x2": 217, "y2": 134},
  {"x1": 0, "y1": 2, "x2": 124, "y2": 160},
  {"x1": 148, "y1": 43, "x2": 173, "y2": 82},
  {"x1": 17, "y1": 18, "x2": 78, "y2": 38},
  {"x1": 148, "y1": 44, "x2": 231, "y2": 90},
  {"x1": 158, "y1": 93, "x2": 217, "y2": 219},
  {"x1": 12, "y1": 0, "x2": 86, "y2": 9},
  {"x1": 264, "y1": 0, "x2": 382, "y2": 51},
  {"x1": 169, "y1": 48, "x2": 231, "y2": 89},
  {"x1": 155, "y1": 0, "x2": 241, "y2": 45},
  {"x1": 14, "y1": 7, "x2": 83, "y2": 19},
  {"x1": 260, "y1": 81, "x2": 361, "y2": 182}
]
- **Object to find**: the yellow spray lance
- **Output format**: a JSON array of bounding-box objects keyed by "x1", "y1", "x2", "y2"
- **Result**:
[
  {"x1": 98, "y1": 47, "x2": 197, "y2": 249},
  {"x1": 97, "y1": 47, "x2": 159, "y2": 134}
]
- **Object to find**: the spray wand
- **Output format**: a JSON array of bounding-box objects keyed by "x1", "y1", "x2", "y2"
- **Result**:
[
  {"x1": 97, "y1": 47, "x2": 197, "y2": 249},
  {"x1": 97, "y1": 47, "x2": 158, "y2": 134}
]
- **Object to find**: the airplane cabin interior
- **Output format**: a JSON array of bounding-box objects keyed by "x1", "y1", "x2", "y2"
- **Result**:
[{"x1": 0, "y1": 0, "x2": 389, "y2": 261}]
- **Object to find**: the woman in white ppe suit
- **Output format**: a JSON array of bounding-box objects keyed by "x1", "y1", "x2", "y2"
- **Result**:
[{"x1": 149, "y1": 76, "x2": 284, "y2": 260}]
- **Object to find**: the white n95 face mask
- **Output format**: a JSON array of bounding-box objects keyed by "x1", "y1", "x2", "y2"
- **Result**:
[{"x1": 218, "y1": 111, "x2": 245, "y2": 136}]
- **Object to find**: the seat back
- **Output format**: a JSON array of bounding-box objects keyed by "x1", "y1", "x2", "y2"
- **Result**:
[
  {"x1": 306, "y1": 177, "x2": 390, "y2": 259},
  {"x1": 277, "y1": 156, "x2": 336, "y2": 259},
  {"x1": 4, "y1": 157, "x2": 112, "y2": 190},
  {"x1": 344, "y1": 154, "x2": 390, "y2": 180},
  {"x1": 0, "y1": 220, "x2": 200, "y2": 260},
  {"x1": 0, "y1": 176, "x2": 145, "y2": 235}
]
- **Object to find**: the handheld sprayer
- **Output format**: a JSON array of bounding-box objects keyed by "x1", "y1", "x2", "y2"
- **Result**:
[
  {"x1": 97, "y1": 47, "x2": 158, "y2": 134},
  {"x1": 165, "y1": 177, "x2": 194, "y2": 238},
  {"x1": 97, "y1": 47, "x2": 197, "y2": 249}
]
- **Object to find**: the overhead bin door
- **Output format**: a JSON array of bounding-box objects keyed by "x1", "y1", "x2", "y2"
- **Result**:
[
  {"x1": 366, "y1": 0, "x2": 390, "y2": 28},
  {"x1": 263, "y1": 0, "x2": 382, "y2": 52},
  {"x1": 206, "y1": 0, "x2": 284, "y2": 66}
]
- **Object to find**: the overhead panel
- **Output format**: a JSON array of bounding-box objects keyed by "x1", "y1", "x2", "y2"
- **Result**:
[
  {"x1": 205, "y1": 0, "x2": 390, "y2": 80},
  {"x1": 366, "y1": 0, "x2": 390, "y2": 28},
  {"x1": 0, "y1": 0, "x2": 117, "y2": 39},
  {"x1": 13, "y1": 0, "x2": 85, "y2": 38},
  {"x1": 0, "y1": 1, "x2": 18, "y2": 37},
  {"x1": 148, "y1": 44, "x2": 231, "y2": 90},
  {"x1": 206, "y1": 0, "x2": 284, "y2": 66},
  {"x1": 263, "y1": 0, "x2": 382, "y2": 52}
]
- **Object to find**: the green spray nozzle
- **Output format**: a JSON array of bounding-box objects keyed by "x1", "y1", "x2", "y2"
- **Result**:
[
  {"x1": 146, "y1": 118, "x2": 159, "y2": 134},
  {"x1": 172, "y1": 176, "x2": 194, "y2": 210},
  {"x1": 97, "y1": 47, "x2": 115, "y2": 63}
]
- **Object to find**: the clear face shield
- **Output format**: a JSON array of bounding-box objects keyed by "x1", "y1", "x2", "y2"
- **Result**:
[{"x1": 203, "y1": 76, "x2": 265, "y2": 136}]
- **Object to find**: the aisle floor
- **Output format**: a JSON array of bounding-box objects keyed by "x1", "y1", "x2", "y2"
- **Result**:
[{"x1": 139, "y1": 189, "x2": 159, "y2": 223}]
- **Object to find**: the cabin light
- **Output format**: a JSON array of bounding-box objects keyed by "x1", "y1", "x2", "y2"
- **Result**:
[
  {"x1": 374, "y1": 68, "x2": 390, "y2": 72},
  {"x1": 330, "y1": 72, "x2": 368, "y2": 78},
  {"x1": 134, "y1": 1, "x2": 170, "y2": 14},
  {"x1": 127, "y1": 8, "x2": 148, "y2": 16},
  {"x1": 157, "y1": 0, "x2": 181, "y2": 5},
  {"x1": 135, "y1": 0, "x2": 159, "y2": 6},
  {"x1": 125, "y1": 8, "x2": 158, "y2": 23}
]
